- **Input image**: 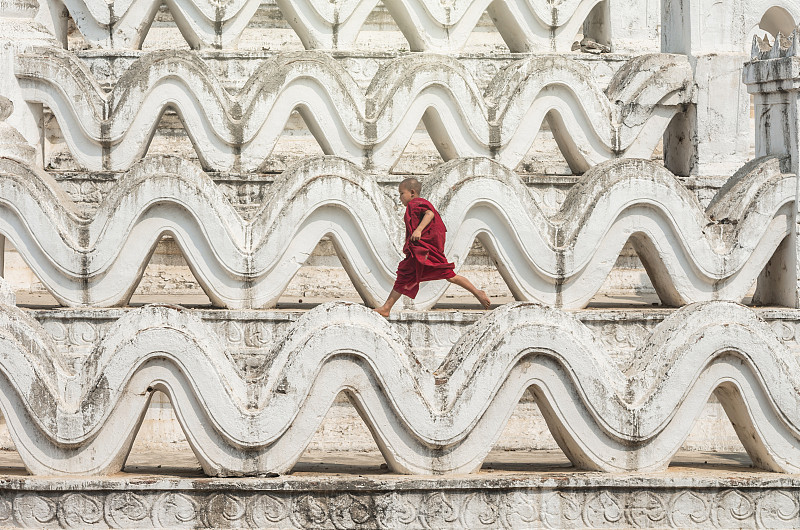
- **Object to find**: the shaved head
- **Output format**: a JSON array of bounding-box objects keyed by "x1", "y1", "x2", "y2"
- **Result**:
[{"x1": 399, "y1": 177, "x2": 422, "y2": 195}]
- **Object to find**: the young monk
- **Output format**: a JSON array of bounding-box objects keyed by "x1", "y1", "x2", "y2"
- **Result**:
[{"x1": 374, "y1": 177, "x2": 492, "y2": 317}]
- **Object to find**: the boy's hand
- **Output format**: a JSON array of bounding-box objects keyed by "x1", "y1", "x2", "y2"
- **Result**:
[{"x1": 411, "y1": 229, "x2": 422, "y2": 241}]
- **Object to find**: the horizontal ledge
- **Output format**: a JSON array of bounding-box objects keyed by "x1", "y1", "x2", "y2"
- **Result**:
[
  {"x1": 20, "y1": 305, "x2": 800, "y2": 323},
  {"x1": 0, "y1": 450, "x2": 794, "y2": 491}
]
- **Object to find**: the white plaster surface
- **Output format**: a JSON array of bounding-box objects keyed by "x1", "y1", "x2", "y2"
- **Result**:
[
  {"x1": 2, "y1": 0, "x2": 800, "y2": 493},
  {"x1": 0, "y1": 448, "x2": 784, "y2": 528},
  {"x1": 0, "y1": 300, "x2": 790, "y2": 476},
  {"x1": 13, "y1": 49, "x2": 691, "y2": 172},
  {"x1": 0, "y1": 155, "x2": 791, "y2": 309}
]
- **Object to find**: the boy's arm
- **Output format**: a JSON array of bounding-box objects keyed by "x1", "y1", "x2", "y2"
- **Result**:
[{"x1": 411, "y1": 210, "x2": 434, "y2": 241}]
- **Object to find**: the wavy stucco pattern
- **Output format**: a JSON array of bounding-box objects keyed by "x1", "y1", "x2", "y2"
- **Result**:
[
  {"x1": 15, "y1": 49, "x2": 691, "y2": 172},
  {"x1": 0, "y1": 300, "x2": 798, "y2": 476},
  {"x1": 57, "y1": 0, "x2": 602, "y2": 50},
  {"x1": 0, "y1": 154, "x2": 791, "y2": 309}
]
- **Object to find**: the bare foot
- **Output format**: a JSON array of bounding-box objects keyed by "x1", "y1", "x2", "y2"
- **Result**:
[
  {"x1": 477, "y1": 290, "x2": 491, "y2": 310},
  {"x1": 374, "y1": 307, "x2": 390, "y2": 318}
]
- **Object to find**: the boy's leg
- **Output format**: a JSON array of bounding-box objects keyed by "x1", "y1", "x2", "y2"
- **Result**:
[
  {"x1": 374, "y1": 289, "x2": 402, "y2": 317},
  {"x1": 447, "y1": 275, "x2": 491, "y2": 309}
]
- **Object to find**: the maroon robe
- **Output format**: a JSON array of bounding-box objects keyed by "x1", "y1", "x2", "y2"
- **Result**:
[{"x1": 393, "y1": 197, "x2": 455, "y2": 298}]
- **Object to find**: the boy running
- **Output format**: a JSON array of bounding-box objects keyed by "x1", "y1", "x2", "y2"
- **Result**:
[{"x1": 374, "y1": 177, "x2": 492, "y2": 317}]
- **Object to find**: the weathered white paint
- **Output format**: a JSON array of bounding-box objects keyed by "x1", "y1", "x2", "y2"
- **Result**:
[
  {"x1": 0, "y1": 300, "x2": 796, "y2": 476},
  {"x1": 0, "y1": 467, "x2": 798, "y2": 529},
  {"x1": 0, "y1": 155, "x2": 792, "y2": 309},
  {"x1": 33, "y1": 0, "x2": 800, "y2": 55},
  {"x1": 13, "y1": 49, "x2": 692, "y2": 173},
  {"x1": 1, "y1": 0, "x2": 800, "y2": 485},
  {"x1": 0, "y1": 97, "x2": 35, "y2": 167},
  {"x1": 745, "y1": 31, "x2": 800, "y2": 175},
  {"x1": 745, "y1": 30, "x2": 800, "y2": 308},
  {"x1": 31, "y1": 0, "x2": 647, "y2": 52},
  {"x1": 659, "y1": 1, "x2": 797, "y2": 177},
  {"x1": 0, "y1": 0, "x2": 55, "y2": 164},
  {"x1": 0, "y1": 305, "x2": 759, "y2": 455}
]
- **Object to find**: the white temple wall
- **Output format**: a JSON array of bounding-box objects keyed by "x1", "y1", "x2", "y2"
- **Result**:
[
  {"x1": 0, "y1": 304, "x2": 782, "y2": 454},
  {"x1": 2, "y1": 0, "x2": 800, "y2": 480}
]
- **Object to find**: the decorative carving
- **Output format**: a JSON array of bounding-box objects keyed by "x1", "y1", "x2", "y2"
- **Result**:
[
  {"x1": 40, "y1": 320, "x2": 101, "y2": 351},
  {"x1": 0, "y1": 155, "x2": 791, "y2": 310},
  {"x1": 0, "y1": 487, "x2": 795, "y2": 528},
  {"x1": 57, "y1": 494, "x2": 104, "y2": 528},
  {"x1": 541, "y1": 492, "x2": 582, "y2": 529},
  {"x1": 244, "y1": 322, "x2": 273, "y2": 348},
  {"x1": 248, "y1": 494, "x2": 287, "y2": 527},
  {"x1": 103, "y1": 492, "x2": 150, "y2": 528},
  {"x1": 329, "y1": 493, "x2": 374, "y2": 529},
  {"x1": 772, "y1": 320, "x2": 797, "y2": 343},
  {"x1": 0, "y1": 498, "x2": 12, "y2": 524},
  {"x1": 67, "y1": 321, "x2": 98, "y2": 348},
  {"x1": 217, "y1": 320, "x2": 245, "y2": 345},
  {"x1": 598, "y1": 323, "x2": 651, "y2": 352},
  {"x1": 290, "y1": 495, "x2": 329, "y2": 529},
  {"x1": 205, "y1": 493, "x2": 247, "y2": 527},
  {"x1": 714, "y1": 489, "x2": 755, "y2": 528},
  {"x1": 1, "y1": 301, "x2": 800, "y2": 476},
  {"x1": 625, "y1": 491, "x2": 667, "y2": 528},
  {"x1": 584, "y1": 492, "x2": 623, "y2": 527},
  {"x1": 13, "y1": 494, "x2": 57, "y2": 528},
  {"x1": 500, "y1": 491, "x2": 537, "y2": 528},
  {"x1": 15, "y1": 50, "x2": 690, "y2": 173},
  {"x1": 669, "y1": 491, "x2": 709, "y2": 527},
  {"x1": 152, "y1": 492, "x2": 201, "y2": 528},
  {"x1": 756, "y1": 491, "x2": 800, "y2": 529},
  {"x1": 419, "y1": 492, "x2": 459, "y2": 528},
  {"x1": 374, "y1": 492, "x2": 417, "y2": 528},
  {"x1": 462, "y1": 492, "x2": 501, "y2": 528}
]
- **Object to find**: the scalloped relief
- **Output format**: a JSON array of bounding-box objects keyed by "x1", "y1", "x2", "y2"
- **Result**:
[
  {"x1": 0, "y1": 154, "x2": 792, "y2": 309},
  {"x1": 57, "y1": 0, "x2": 601, "y2": 51},
  {"x1": 14, "y1": 50, "x2": 692, "y2": 173},
  {"x1": 0, "y1": 300, "x2": 799, "y2": 476}
]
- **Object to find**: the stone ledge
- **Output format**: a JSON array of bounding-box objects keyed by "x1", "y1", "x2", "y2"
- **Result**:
[{"x1": 0, "y1": 450, "x2": 797, "y2": 528}]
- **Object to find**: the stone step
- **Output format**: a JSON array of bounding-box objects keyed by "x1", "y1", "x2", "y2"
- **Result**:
[{"x1": 0, "y1": 448, "x2": 795, "y2": 529}]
